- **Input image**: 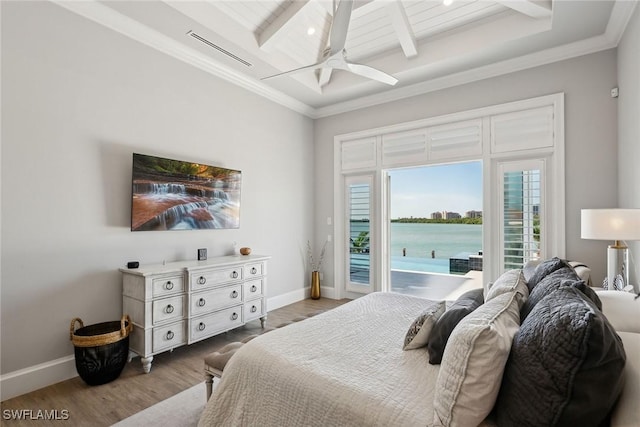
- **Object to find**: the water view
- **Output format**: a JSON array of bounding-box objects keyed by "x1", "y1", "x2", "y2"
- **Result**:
[{"x1": 390, "y1": 222, "x2": 482, "y2": 274}]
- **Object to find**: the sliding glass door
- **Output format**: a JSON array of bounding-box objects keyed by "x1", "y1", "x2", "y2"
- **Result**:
[{"x1": 386, "y1": 162, "x2": 483, "y2": 299}]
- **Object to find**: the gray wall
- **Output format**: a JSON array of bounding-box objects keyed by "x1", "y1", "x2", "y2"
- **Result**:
[
  {"x1": 314, "y1": 49, "x2": 619, "y2": 289},
  {"x1": 1, "y1": 2, "x2": 314, "y2": 376},
  {"x1": 617, "y1": 6, "x2": 640, "y2": 288}
]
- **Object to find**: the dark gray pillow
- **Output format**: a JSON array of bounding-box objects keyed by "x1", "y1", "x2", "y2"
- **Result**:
[
  {"x1": 496, "y1": 286, "x2": 626, "y2": 427},
  {"x1": 520, "y1": 266, "x2": 579, "y2": 321},
  {"x1": 427, "y1": 288, "x2": 484, "y2": 365},
  {"x1": 521, "y1": 265, "x2": 603, "y2": 321},
  {"x1": 571, "y1": 279, "x2": 602, "y2": 310},
  {"x1": 526, "y1": 256, "x2": 569, "y2": 291}
]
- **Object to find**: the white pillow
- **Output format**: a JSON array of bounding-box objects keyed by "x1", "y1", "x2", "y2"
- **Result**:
[
  {"x1": 433, "y1": 279, "x2": 528, "y2": 427},
  {"x1": 485, "y1": 269, "x2": 524, "y2": 302},
  {"x1": 403, "y1": 301, "x2": 446, "y2": 350}
]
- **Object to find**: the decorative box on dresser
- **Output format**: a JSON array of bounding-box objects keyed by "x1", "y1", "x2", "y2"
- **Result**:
[{"x1": 121, "y1": 255, "x2": 269, "y2": 373}]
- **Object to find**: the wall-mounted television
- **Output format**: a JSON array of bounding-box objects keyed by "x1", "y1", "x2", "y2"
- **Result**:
[{"x1": 131, "y1": 153, "x2": 241, "y2": 231}]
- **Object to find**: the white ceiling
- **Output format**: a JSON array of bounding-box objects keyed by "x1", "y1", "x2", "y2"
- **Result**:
[{"x1": 54, "y1": 0, "x2": 637, "y2": 118}]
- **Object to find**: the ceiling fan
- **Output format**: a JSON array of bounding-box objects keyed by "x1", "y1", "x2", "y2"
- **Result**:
[{"x1": 261, "y1": 0, "x2": 398, "y2": 87}]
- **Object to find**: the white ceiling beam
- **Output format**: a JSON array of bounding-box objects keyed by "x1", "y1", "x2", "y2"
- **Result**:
[
  {"x1": 318, "y1": 0, "x2": 377, "y2": 15},
  {"x1": 386, "y1": 1, "x2": 418, "y2": 59},
  {"x1": 258, "y1": 0, "x2": 312, "y2": 52},
  {"x1": 495, "y1": 0, "x2": 552, "y2": 19}
]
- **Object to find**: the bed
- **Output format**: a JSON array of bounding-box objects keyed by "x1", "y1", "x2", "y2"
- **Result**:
[
  {"x1": 198, "y1": 261, "x2": 636, "y2": 427},
  {"x1": 198, "y1": 292, "x2": 494, "y2": 426}
]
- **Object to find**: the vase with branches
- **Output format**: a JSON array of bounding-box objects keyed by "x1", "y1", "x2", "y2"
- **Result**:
[
  {"x1": 307, "y1": 240, "x2": 327, "y2": 300},
  {"x1": 307, "y1": 240, "x2": 328, "y2": 271}
]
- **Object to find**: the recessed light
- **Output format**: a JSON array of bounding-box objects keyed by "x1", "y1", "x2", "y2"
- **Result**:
[
  {"x1": 443, "y1": 0, "x2": 453, "y2": 5},
  {"x1": 307, "y1": 27, "x2": 316, "y2": 36}
]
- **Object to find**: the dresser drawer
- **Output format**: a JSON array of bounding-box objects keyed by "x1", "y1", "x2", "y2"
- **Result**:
[
  {"x1": 245, "y1": 262, "x2": 265, "y2": 278},
  {"x1": 152, "y1": 275, "x2": 184, "y2": 298},
  {"x1": 244, "y1": 278, "x2": 264, "y2": 300},
  {"x1": 152, "y1": 295, "x2": 185, "y2": 325},
  {"x1": 189, "y1": 305, "x2": 243, "y2": 342},
  {"x1": 190, "y1": 267, "x2": 243, "y2": 291},
  {"x1": 190, "y1": 284, "x2": 242, "y2": 317},
  {"x1": 153, "y1": 320, "x2": 187, "y2": 353},
  {"x1": 244, "y1": 299, "x2": 264, "y2": 322}
]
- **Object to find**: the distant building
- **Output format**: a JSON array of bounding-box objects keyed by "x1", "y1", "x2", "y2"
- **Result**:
[
  {"x1": 466, "y1": 210, "x2": 483, "y2": 218},
  {"x1": 442, "y1": 211, "x2": 461, "y2": 219},
  {"x1": 431, "y1": 212, "x2": 443, "y2": 219}
]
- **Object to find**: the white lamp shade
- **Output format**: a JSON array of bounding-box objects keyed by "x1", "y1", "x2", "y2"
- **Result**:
[{"x1": 581, "y1": 209, "x2": 640, "y2": 241}]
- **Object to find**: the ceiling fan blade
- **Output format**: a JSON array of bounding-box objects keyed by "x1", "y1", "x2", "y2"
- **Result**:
[
  {"x1": 330, "y1": 0, "x2": 353, "y2": 55},
  {"x1": 318, "y1": 67, "x2": 334, "y2": 87},
  {"x1": 261, "y1": 61, "x2": 324, "y2": 80},
  {"x1": 346, "y1": 63, "x2": 398, "y2": 86}
]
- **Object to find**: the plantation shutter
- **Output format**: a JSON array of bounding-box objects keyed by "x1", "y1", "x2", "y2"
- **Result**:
[
  {"x1": 491, "y1": 106, "x2": 554, "y2": 153},
  {"x1": 345, "y1": 175, "x2": 373, "y2": 293},
  {"x1": 428, "y1": 119, "x2": 483, "y2": 160},
  {"x1": 381, "y1": 130, "x2": 428, "y2": 167},
  {"x1": 499, "y1": 160, "x2": 545, "y2": 271},
  {"x1": 341, "y1": 137, "x2": 377, "y2": 171}
]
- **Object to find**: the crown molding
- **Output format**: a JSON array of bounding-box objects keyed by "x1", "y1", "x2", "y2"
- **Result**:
[
  {"x1": 50, "y1": 0, "x2": 634, "y2": 121},
  {"x1": 50, "y1": 0, "x2": 315, "y2": 118},
  {"x1": 311, "y1": 33, "x2": 617, "y2": 118},
  {"x1": 605, "y1": 0, "x2": 638, "y2": 44}
]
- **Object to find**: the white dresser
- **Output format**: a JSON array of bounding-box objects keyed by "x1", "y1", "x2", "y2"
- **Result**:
[{"x1": 121, "y1": 255, "x2": 269, "y2": 373}]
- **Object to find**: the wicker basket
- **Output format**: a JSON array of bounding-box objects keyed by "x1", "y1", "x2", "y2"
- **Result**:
[{"x1": 70, "y1": 314, "x2": 132, "y2": 386}]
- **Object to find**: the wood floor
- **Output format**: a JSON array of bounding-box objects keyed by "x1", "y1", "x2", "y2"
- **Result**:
[{"x1": 1, "y1": 297, "x2": 348, "y2": 427}]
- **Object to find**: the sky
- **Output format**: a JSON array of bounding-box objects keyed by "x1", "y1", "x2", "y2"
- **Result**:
[{"x1": 389, "y1": 161, "x2": 482, "y2": 219}]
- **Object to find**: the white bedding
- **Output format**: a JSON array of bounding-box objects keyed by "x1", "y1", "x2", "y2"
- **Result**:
[{"x1": 198, "y1": 292, "x2": 443, "y2": 427}]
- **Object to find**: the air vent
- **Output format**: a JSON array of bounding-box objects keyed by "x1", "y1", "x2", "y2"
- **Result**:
[{"x1": 187, "y1": 30, "x2": 252, "y2": 67}]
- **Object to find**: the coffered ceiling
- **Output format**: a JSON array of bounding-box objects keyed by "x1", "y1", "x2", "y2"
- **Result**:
[{"x1": 53, "y1": 0, "x2": 637, "y2": 117}]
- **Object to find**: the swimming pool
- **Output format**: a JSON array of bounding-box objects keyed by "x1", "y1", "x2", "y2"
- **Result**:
[{"x1": 390, "y1": 256, "x2": 449, "y2": 273}]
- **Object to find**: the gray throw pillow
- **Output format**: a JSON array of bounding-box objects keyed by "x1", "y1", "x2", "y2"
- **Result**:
[
  {"x1": 496, "y1": 286, "x2": 626, "y2": 427},
  {"x1": 403, "y1": 301, "x2": 446, "y2": 350},
  {"x1": 427, "y1": 288, "x2": 484, "y2": 365}
]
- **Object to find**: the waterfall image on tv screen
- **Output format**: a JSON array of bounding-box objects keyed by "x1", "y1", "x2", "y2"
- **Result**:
[{"x1": 131, "y1": 153, "x2": 241, "y2": 231}]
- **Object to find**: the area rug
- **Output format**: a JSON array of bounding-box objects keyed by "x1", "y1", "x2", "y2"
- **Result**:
[{"x1": 112, "y1": 381, "x2": 211, "y2": 427}]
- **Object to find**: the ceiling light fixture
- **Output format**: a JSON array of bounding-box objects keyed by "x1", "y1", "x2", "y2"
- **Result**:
[
  {"x1": 443, "y1": 0, "x2": 453, "y2": 6},
  {"x1": 307, "y1": 27, "x2": 316, "y2": 36}
]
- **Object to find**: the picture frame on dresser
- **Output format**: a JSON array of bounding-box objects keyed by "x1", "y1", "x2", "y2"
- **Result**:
[{"x1": 121, "y1": 255, "x2": 269, "y2": 373}]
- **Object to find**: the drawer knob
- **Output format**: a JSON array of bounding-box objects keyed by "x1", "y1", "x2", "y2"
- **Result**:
[
  {"x1": 198, "y1": 322, "x2": 206, "y2": 331},
  {"x1": 251, "y1": 305, "x2": 257, "y2": 313},
  {"x1": 250, "y1": 267, "x2": 257, "y2": 275},
  {"x1": 166, "y1": 330, "x2": 174, "y2": 340},
  {"x1": 165, "y1": 281, "x2": 174, "y2": 290},
  {"x1": 231, "y1": 290, "x2": 239, "y2": 299},
  {"x1": 197, "y1": 298, "x2": 206, "y2": 307},
  {"x1": 250, "y1": 285, "x2": 257, "y2": 293},
  {"x1": 231, "y1": 271, "x2": 239, "y2": 279},
  {"x1": 165, "y1": 304, "x2": 174, "y2": 314},
  {"x1": 198, "y1": 276, "x2": 207, "y2": 285},
  {"x1": 231, "y1": 313, "x2": 238, "y2": 321}
]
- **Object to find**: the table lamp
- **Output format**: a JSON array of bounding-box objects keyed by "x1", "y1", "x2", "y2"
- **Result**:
[{"x1": 581, "y1": 209, "x2": 640, "y2": 290}]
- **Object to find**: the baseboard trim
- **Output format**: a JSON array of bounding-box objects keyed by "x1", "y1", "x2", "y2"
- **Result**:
[
  {"x1": 2, "y1": 287, "x2": 339, "y2": 401},
  {"x1": 0, "y1": 355, "x2": 77, "y2": 401},
  {"x1": 266, "y1": 286, "x2": 337, "y2": 311}
]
